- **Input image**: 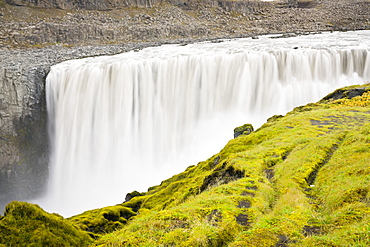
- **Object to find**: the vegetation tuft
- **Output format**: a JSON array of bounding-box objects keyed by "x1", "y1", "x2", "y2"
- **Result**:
[{"x1": 0, "y1": 201, "x2": 92, "y2": 246}]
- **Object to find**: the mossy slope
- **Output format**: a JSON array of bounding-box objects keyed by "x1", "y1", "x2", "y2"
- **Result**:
[
  {"x1": 0, "y1": 201, "x2": 92, "y2": 246},
  {"x1": 2, "y1": 84, "x2": 369, "y2": 246},
  {"x1": 89, "y1": 84, "x2": 370, "y2": 246}
]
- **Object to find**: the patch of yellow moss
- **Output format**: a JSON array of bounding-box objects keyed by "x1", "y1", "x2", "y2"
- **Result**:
[{"x1": 0, "y1": 201, "x2": 92, "y2": 246}]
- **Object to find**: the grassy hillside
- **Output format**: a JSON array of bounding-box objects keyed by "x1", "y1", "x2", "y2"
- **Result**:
[
  {"x1": 72, "y1": 83, "x2": 370, "y2": 246},
  {"x1": 1, "y1": 83, "x2": 370, "y2": 246}
]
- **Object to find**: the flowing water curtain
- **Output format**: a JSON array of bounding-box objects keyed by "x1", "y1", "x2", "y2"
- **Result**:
[{"x1": 44, "y1": 39, "x2": 370, "y2": 216}]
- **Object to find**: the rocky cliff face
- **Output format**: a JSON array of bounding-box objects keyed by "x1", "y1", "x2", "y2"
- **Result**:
[
  {"x1": 0, "y1": 55, "x2": 49, "y2": 208},
  {"x1": 0, "y1": 0, "x2": 369, "y2": 210}
]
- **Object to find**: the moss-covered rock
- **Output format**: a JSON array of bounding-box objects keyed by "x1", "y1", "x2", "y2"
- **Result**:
[
  {"x1": 0, "y1": 201, "x2": 92, "y2": 246},
  {"x1": 68, "y1": 205, "x2": 137, "y2": 238},
  {"x1": 233, "y1": 123, "x2": 254, "y2": 138},
  {"x1": 124, "y1": 190, "x2": 146, "y2": 202}
]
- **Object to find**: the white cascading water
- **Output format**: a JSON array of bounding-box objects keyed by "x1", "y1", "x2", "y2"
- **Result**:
[{"x1": 40, "y1": 31, "x2": 370, "y2": 217}]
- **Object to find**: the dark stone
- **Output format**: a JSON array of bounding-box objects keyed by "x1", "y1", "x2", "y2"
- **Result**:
[
  {"x1": 119, "y1": 208, "x2": 136, "y2": 219},
  {"x1": 234, "y1": 123, "x2": 254, "y2": 138},
  {"x1": 303, "y1": 225, "x2": 322, "y2": 236},
  {"x1": 103, "y1": 212, "x2": 120, "y2": 222},
  {"x1": 200, "y1": 163, "x2": 245, "y2": 192},
  {"x1": 236, "y1": 214, "x2": 250, "y2": 226},
  {"x1": 238, "y1": 200, "x2": 251, "y2": 208},
  {"x1": 124, "y1": 190, "x2": 145, "y2": 202},
  {"x1": 275, "y1": 235, "x2": 289, "y2": 247},
  {"x1": 264, "y1": 168, "x2": 274, "y2": 181},
  {"x1": 322, "y1": 87, "x2": 367, "y2": 101}
]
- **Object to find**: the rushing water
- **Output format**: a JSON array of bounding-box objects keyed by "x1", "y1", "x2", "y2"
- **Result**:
[{"x1": 40, "y1": 31, "x2": 370, "y2": 217}]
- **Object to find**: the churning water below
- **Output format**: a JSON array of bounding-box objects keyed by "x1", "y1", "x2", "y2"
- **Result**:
[{"x1": 37, "y1": 31, "x2": 370, "y2": 217}]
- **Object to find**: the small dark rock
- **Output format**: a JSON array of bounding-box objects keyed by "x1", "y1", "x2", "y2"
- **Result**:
[
  {"x1": 200, "y1": 163, "x2": 244, "y2": 192},
  {"x1": 303, "y1": 225, "x2": 322, "y2": 236},
  {"x1": 241, "y1": 191, "x2": 255, "y2": 197},
  {"x1": 236, "y1": 214, "x2": 250, "y2": 226},
  {"x1": 234, "y1": 123, "x2": 254, "y2": 138},
  {"x1": 124, "y1": 190, "x2": 144, "y2": 202},
  {"x1": 238, "y1": 200, "x2": 251, "y2": 208},
  {"x1": 322, "y1": 87, "x2": 367, "y2": 101},
  {"x1": 274, "y1": 235, "x2": 290, "y2": 247},
  {"x1": 264, "y1": 168, "x2": 274, "y2": 181}
]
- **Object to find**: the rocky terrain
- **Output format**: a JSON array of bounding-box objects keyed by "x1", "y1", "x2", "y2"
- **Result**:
[
  {"x1": 0, "y1": 0, "x2": 369, "y2": 211},
  {"x1": 0, "y1": 0, "x2": 369, "y2": 48}
]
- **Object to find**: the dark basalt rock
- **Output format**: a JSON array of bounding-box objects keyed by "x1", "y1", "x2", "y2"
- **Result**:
[
  {"x1": 236, "y1": 213, "x2": 250, "y2": 226},
  {"x1": 322, "y1": 87, "x2": 367, "y2": 101},
  {"x1": 234, "y1": 123, "x2": 254, "y2": 138},
  {"x1": 275, "y1": 235, "x2": 290, "y2": 247},
  {"x1": 124, "y1": 190, "x2": 145, "y2": 202},
  {"x1": 237, "y1": 200, "x2": 251, "y2": 208},
  {"x1": 200, "y1": 162, "x2": 245, "y2": 192}
]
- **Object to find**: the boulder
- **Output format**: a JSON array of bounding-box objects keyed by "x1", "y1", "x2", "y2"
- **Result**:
[{"x1": 234, "y1": 123, "x2": 254, "y2": 138}]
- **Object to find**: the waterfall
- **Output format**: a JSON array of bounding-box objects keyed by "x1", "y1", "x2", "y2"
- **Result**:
[{"x1": 41, "y1": 31, "x2": 370, "y2": 217}]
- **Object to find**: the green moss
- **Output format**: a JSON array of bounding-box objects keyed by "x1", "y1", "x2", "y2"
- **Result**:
[
  {"x1": 0, "y1": 201, "x2": 92, "y2": 246},
  {"x1": 69, "y1": 205, "x2": 137, "y2": 237}
]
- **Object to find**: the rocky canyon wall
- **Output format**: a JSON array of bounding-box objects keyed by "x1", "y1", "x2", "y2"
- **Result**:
[{"x1": 0, "y1": 61, "x2": 49, "y2": 208}]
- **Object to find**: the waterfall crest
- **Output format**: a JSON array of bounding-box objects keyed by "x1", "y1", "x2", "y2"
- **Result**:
[{"x1": 43, "y1": 31, "x2": 370, "y2": 216}]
